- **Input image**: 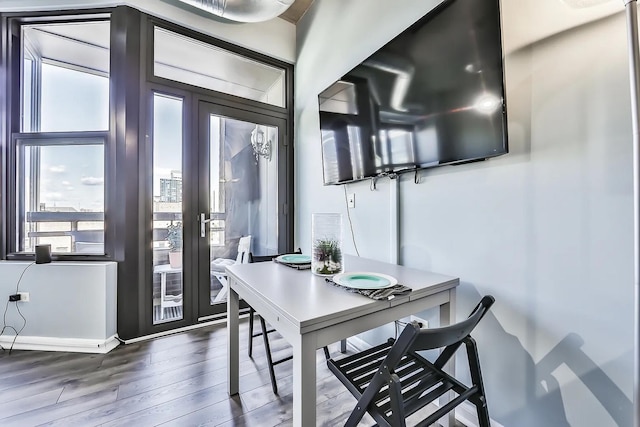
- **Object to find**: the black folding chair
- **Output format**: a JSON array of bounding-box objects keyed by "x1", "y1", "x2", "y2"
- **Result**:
[
  {"x1": 247, "y1": 251, "x2": 332, "y2": 395},
  {"x1": 327, "y1": 295, "x2": 495, "y2": 427}
]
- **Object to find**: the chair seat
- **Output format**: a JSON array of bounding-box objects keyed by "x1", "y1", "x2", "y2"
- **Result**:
[
  {"x1": 163, "y1": 294, "x2": 182, "y2": 302},
  {"x1": 328, "y1": 340, "x2": 464, "y2": 426},
  {"x1": 210, "y1": 258, "x2": 235, "y2": 273}
]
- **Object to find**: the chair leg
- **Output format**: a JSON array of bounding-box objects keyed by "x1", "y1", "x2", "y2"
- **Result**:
[
  {"x1": 212, "y1": 274, "x2": 229, "y2": 302},
  {"x1": 388, "y1": 373, "x2": 407, "y2": 427},
  {"x1": 260, "y1": 315, "x2": 279, "y2": 395},
  {"x1": 322, "y1": 339, "x2": 348, "y2": 361},
  {"x1": 323, "y1": 345, "x2": 330, "y2": 360},
  {"x1": 248, "y1": 306, "x2": 255, "y2": 358},
  {"x1": 465, "y1": 337, "x2": 491, "y2": 427},
  {"x1": 255, "y1": 311, "x2": 330, "y2": 394}
]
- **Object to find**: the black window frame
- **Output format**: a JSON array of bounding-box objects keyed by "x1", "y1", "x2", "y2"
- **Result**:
[
  {"x1": 11, "y1": 131, "x2": 108, "y2": 259},
  {"x1": 1, "y1": 10, "x2": 113, "y2": 262}
]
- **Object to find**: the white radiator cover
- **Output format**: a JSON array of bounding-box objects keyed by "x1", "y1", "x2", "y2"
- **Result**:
[{"x1": 0, "y1": 261, "x2": 118, "y2": 353}]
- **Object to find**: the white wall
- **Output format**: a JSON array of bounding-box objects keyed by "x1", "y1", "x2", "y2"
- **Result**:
[
  {"x1": 296, "y1": 1, "x2": 633, "y2": 426},
  {"x1": 0, "y1": 261, "x2": 118, "y2": 353}
]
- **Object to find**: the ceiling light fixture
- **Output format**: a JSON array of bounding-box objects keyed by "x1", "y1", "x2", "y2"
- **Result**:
[{"x1": 177, "y1": 0, "x2": 295, "y2": 23}]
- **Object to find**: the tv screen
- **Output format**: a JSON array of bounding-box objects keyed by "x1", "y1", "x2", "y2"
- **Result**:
[{"x1": 319, "y1": 0, "x2": 508, "y2": 185}]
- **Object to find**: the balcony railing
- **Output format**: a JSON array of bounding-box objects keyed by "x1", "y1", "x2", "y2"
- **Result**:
[{"x1": 23, "y1": 211, "x2": 226, "y2": 254}]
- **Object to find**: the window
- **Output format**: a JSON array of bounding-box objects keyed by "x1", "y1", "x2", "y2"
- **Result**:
[
  {"x1": 154, "y1": 27, "x2": 286, "y2": 107},
  {"x1": 13, "y1": 20, "x2": 110, "y2": 255},
  {"x1": 21, "y1": 21, "x2": 110, "y2": 133},
  {"x1": 16, "y1": 135, "x2": 106, "y2": 254},
  {"x1": 152, "y1": 93, "x2": 184, "y2": 324}
]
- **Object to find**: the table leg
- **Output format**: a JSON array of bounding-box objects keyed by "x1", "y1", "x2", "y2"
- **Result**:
[
  {"x1": 439, "y1": 288, "x2": 457, "y2": 427},
  {"x1": 293, "y1": 333, "x2": 317, "y2": 427},
  {"x1": 340, "y1": 338, "x2": 347, "y2": 353},
  {"x1": 227, "y1": 284, "x2": 240, "y2": 395},
  {"x1": 160, "y1": 272, "x2": 166, "y2": 320}
]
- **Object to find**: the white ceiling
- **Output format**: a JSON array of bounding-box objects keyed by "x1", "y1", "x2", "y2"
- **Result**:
[{"x1": 24, "y1": 21, "x2": 110, "y2": 74}]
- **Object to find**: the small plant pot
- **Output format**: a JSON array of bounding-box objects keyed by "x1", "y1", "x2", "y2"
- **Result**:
[
  {"x1": 312, "y1": 213, "x2": 343, "y2": 276},
  {"x1": 169, "y1": 251, "x2": 182, "y2": 268}
]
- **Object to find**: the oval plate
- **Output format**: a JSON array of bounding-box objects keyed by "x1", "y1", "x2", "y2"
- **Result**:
[
  {"x1": 276, "y1": 254, "x2": 312, "y2": 264},
  {"x1": 332, "y1": 272, "x2": 398, "y2": 290}
]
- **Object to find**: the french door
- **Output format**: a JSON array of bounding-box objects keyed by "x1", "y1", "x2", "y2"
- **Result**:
[
  {"x1": 151, "y1": 94, "x2": 288, "y2": 325},
  {"x1": 195, "y1": 101, "x2": 287, "y2": 320}
]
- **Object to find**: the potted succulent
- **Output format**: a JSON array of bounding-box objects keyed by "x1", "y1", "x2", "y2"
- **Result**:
[
  {"x1": 311, "y1": 213, "x2": 343, "y2": 276},
  {"x1": 166, "y1": 222, "x2": 182, "y2": 268}
]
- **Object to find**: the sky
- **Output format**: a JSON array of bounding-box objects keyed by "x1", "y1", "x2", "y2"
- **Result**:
[
  {"x1": 35, "y1": 63, "x2": 108, "y2": 211},
  {"x1": 153, "y1": 93, "x2": 183, "y2": 198}
]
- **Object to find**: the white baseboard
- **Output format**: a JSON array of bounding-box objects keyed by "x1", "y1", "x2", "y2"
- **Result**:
[
  {"x1": 123, "y1": 317, "x2": 228, "y2": 344},
  {"x1": 0, "y1": 334, "x2": 120, "y2": 354},
  {"x1": 430, "y1": 400, "x2": 504, "y2": 427}
]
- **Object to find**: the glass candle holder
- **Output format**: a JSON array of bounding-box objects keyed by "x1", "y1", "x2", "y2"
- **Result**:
[{"x1": 311, "y1": 213, "x2": 344, "y2": 276}]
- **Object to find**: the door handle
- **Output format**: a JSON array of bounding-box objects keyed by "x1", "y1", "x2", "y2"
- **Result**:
[{"x1": 200, "y1": 213, "x2": 212, "y2": 238}]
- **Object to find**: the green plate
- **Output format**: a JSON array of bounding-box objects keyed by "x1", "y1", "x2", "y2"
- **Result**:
[
  {"x1": 276, "y1": 254, "x2": 311, "y2": 264},
  {"x1": 332, "y1": 272, "x2": 397, "y2": 290}
]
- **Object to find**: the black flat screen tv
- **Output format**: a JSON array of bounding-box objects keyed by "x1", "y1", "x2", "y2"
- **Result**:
[{"x1": 318, "y1": 0, "x2": 508, "y2": 185}]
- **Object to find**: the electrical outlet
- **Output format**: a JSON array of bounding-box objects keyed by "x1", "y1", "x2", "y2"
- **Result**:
[
  {"x1": 410, "y1": 315, "x2": 428, "y2": 329},
  {"x1": 347, "y1": 193, "x2": 355, "y2": 208},
  {"x1": 18, "y1": 292, "x2": 30, "y2": 302}
]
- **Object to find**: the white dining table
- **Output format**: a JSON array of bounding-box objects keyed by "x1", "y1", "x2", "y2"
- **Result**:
[{"x1": 226, "y1": 254, "x2": 459, "y2": 426}]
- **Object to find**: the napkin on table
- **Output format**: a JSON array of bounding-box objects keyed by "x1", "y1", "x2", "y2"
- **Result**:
[
  {"x1": 325, "y1": 278, "x2": 412, "y2": 300},
  {"x1": 273, "y1": 258, "x2": 311, "y2": 270}
]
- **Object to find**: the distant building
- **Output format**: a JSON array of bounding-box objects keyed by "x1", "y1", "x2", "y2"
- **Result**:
[{"x1": 160, "y1": 170, "x2": 182, "y2": 203}]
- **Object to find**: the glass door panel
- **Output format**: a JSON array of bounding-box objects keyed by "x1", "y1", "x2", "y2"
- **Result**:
[
  {"x1": 152, "y1": 93, "x2": 184, "y2": 325},
  {"x1": 198, "y1": 103, "x2": 284, "y2": 319}
]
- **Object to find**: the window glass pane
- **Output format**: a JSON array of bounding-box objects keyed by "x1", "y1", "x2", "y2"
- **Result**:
[
  {"x1": 152, "y1": 93, "x2": 183, "y2": 324},
  {"x1": 21, "y1": 21, "x2": 110, "y2": 132},
  {"x1": 207, "y1": 115, "x2": 279, "y2": 305},
  {"x1": 40, "y1": 63, "x2": 109, "y2": 132},
  {"x1": 18, "y1": 139, "x2": 105, "y2": 254},
  {"x1": 154, "y1": 27, "x2": 285, "y2": 108}
]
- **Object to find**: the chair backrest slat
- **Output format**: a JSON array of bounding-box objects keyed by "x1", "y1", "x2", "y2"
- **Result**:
[
  {"x1": 411, "y1": 295, "x2": 494, "y2": 352},
  {"x1": 236, "y1": 235, "x2": 252, "y2": 264}
]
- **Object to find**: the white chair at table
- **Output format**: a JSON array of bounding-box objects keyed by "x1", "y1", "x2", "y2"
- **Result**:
[{"x1": 210, "y1": 235, "x2": 251, "y2": 302}]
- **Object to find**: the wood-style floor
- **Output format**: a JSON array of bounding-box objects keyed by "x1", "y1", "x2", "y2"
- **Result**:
[{"x1": 0, "y1": 320, "x2": 462, "y2": 426}]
